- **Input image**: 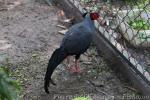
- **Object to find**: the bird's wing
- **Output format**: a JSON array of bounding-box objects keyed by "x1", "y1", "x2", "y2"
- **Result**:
[{"x1": 60, "y1": 25, "x2": 92, "y2": 54}]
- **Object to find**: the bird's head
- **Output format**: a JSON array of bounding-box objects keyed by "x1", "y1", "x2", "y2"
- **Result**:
[{"x1": 82, "y1": 12, "x2": 100, "y2": 20}]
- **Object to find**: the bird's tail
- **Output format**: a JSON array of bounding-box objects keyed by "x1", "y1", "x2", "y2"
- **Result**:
[{"x1": 44, "y1": 48, "x2": 67, "y2": 93}]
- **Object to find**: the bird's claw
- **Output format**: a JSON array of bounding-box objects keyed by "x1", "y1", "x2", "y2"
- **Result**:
[{"x1": 44, "y1": 79, "x2": 56, "y2": 94}]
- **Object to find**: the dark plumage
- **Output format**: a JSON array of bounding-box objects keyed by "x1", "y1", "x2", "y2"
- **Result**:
[{"x1": 44, "y1": 12, "x2": 99, "y2": 93}]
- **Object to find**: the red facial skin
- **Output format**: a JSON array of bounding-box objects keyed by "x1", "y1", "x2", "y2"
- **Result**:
[{"x1": 90, "y1": 12, "x2": 100, "y2": 20}]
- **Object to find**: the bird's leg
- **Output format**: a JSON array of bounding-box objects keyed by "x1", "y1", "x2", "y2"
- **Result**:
[
  {"x1": 67, "y1": 57, "x2": 70, "y2": 64},
  {"x1": 65, "y1": 56, "x2": 71, "y2": 68},
  {"x1": 67, "y1": 55, "x2": 81, "y2": 73},
  {"x1": 66, "y1": 56, "x2": 74, "y2": 71},
  {"x1": 74, "y1": 59, "x2": 80, "y2": 73},
  {"x1": 67, "y1": 59, "x2": 80, "y2": 73}
]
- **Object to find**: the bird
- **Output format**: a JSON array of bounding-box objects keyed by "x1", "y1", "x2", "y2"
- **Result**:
[{"x1": 44, "y1": 12, "x2": 100, "y2": 93}]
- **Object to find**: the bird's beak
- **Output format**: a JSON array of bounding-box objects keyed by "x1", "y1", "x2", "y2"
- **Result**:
[
  {"x1": 98, "y1": 16, "x2": 103, "y2": 21},
  {"x1": 97, "y1": 16, "x2": 103, "y2": 21}
]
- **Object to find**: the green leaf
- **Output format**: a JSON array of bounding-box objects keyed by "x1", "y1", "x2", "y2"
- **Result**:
[
  {"x1": 0, "y1": 67, "x2": 21, "y2": 100},
  {"x1": 72, "y1": 96, "x2": 92, "y2": 100}
]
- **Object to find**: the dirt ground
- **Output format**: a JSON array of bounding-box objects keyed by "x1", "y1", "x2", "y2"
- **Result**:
[{"x1": 0, "y1": 0, "x2": 140, "y2": 100}]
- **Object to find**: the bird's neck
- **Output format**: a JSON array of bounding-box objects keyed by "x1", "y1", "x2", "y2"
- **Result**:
[{"x1": 83, "y1": 15, "x2": 95, "y2": 31}]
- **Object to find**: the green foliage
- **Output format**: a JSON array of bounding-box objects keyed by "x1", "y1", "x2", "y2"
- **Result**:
[
  {"x1": 128, "y1": 19, "x2": 150, "y2": 30},
  {"x1": 122, "y1": 0, "x2": 149, "y2": 10},
  {"x1": 0, "y1": 67, "x2": 21, "y2": 100},
  {"x1": 72, "y1": 96, "x2": 92, "y2": 100},
  {"x1": 122, "y1": 0, "x2": 148, "y2": 4}
]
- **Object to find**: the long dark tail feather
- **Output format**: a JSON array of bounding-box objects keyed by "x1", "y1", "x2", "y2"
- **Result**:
[{"x1": 44, "y1": 48, "x2": 67, "y2": 93}]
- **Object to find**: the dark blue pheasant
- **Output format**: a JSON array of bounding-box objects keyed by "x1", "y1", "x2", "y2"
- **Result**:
[{"x1": 44, "y1": 12, "x2": 99, "y2": 93}]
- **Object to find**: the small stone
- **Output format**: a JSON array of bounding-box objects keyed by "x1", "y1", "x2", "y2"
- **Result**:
[{"x1": 91, "y1": 79, "x2": 105, "y2": 87}]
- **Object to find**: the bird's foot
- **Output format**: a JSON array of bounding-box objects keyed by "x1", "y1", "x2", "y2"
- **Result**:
[{"x1": 67, "y1": 65, "x2": 81, "y2": 73}]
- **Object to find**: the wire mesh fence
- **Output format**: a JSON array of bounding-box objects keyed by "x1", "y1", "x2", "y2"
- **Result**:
[{"x1": 69, "y1": 0, "x2": 150, "y2": 84}]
